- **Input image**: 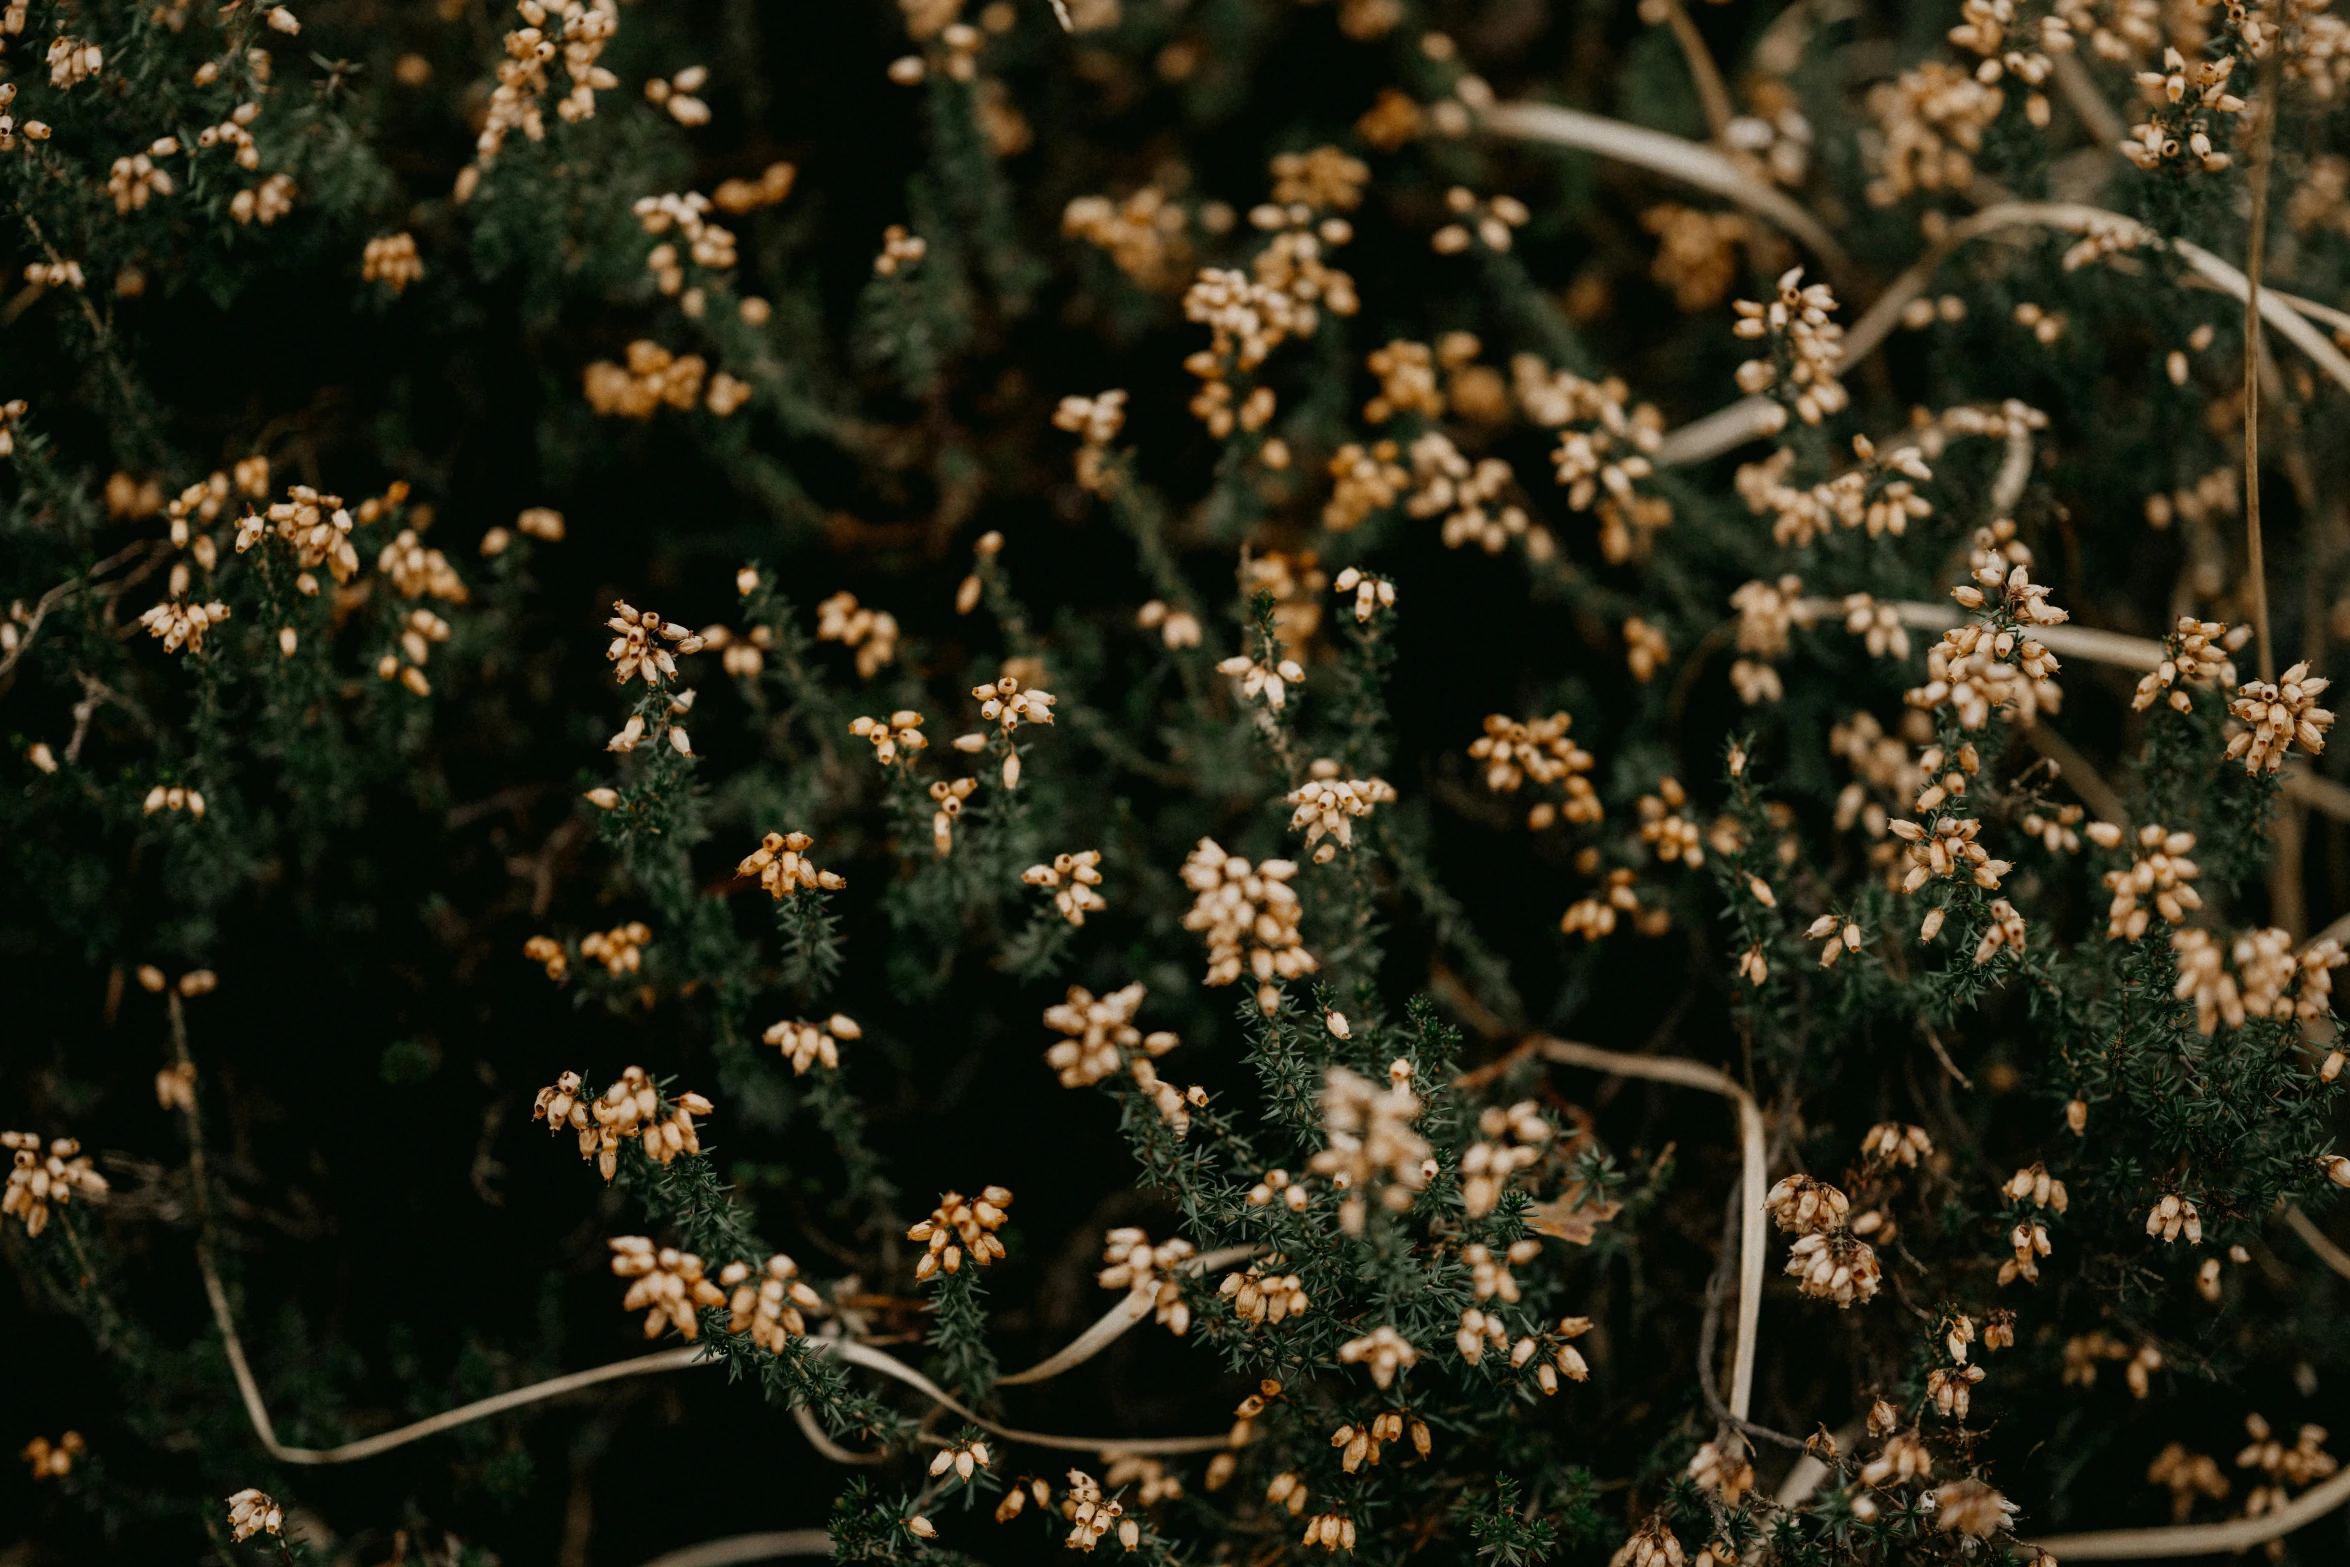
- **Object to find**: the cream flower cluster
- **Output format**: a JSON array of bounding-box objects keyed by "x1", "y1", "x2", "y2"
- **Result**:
[
  {"x1": 762, "y1": 1013, "x2": 861, "y2": 1074},
  {"x1": 737, "y1": 831, "x2": 846, "y2": 899},
  {"x1": 719, "y1": 1253, "x2": 822, "y2": 1352},
  {"x1": 814, "y1": 592, "x2": 898, "y2": 678},
  {"x1": 1310, "y1": 1061, "x2": 1430, "y2": 1235},
  {"x1": 2133, "y1": 617, "x2": 2245, "y2": 712},
  {"x1": 2170, "y1": 928, "x2": 2347, "y2": 1036},
  {"x1": 1219, "y1": 1259, "x2": 1310, "y2": 1326},
  {"x1": 1735, "y1": 440, "x2": 1932, "y2": 547},
  {"x1": 1285, "y1": 765, "x2": 1396, "y2": 861},
  {"x1": 578, "y1": 920, "x2": 651, "y2": 975},
  {"x1": 850, "y1": 710, "x2": 927, "y2": 766},
  {"x1": 1023, "y1": 850, "x2": 1105, "y2": 925},
  {"x1": 472, "y1": 0, "x2": 619, "y2": 171},
  {"x1": 605, "y1": 600, "x2": 705, "y2": 688},
  {"x1": 377, "y1": 528, "x2": 467, "y2": 602},
  {"x1": 1042, "y1": 982, "x2": 1178, "y2": 1087},
  {"x1": 2, "y1": 1132, "x2": 108, "y2": 1237},
  {"x1": 531, "y1": 1066, "x2": 712, "y2": 1181},
  {"x1": 1042, "y1": 983, "x2": 1201, "y2": 1135},
  {"x1": 1468, "y1": 712, "x2": 1602, "y2": 828},
  {"x1": 1906, "y1": 617, "x2": 2062, "y2": 730},
  {"x1": 2226, "y1": 664, "x2": 2335, "y2": 774},
  {"x1": 1180, "y1": 838, "x2": 1315, "y2": 1012},
  {"x1": 226, "y1": 1489, "x2": 283, "y2": 1542},
  {"x1": 2099, "y1": 824, "x2": 2200, "y2": 940},
  {"x1": 1731, "y1": 268, "x2": 1847, "y2": 431},
  {"x1": 1766, "y1": 1174, "x2": 1881, "y2": 1307},
  {"x1": 1053, "y1": 389, "x2": 1128, "y2": 492},
  {"x1": 1461, "y1": 1100, "x2": 1553, "y2": 1217},
  {"x1": 138, "y1": 597, "x2": 231, "y2": 655},
  {"x1": 1336, "y1": 1323, "x2": 1420, "y2": 1389},
  {"x1": 610, "y1": 1236, "x2": 725, "y2": 1339},
  {"x1": 907, "y1": 1186, "x2": 1014, "y2": 1280}
]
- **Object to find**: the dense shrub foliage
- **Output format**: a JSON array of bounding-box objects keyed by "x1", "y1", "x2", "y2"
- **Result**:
[{"x1": 8, "y1": 0, "x2": 2350, "y2": 1563}]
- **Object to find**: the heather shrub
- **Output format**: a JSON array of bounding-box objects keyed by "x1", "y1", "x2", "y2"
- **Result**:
[{"x1": 8, "y1": 0, "x2": 2350, "y2": 1564}]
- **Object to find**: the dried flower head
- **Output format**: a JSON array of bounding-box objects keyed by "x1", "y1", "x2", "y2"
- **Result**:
[
  {"x1": 2134, "y1": 618, "x2": 2246, "y2": 712},
  {"x1": 578, "y1": 921, "x2": 651, "y2": 975},
  {"x1": 226, "y1": 1488, "x2": 283, "y2": 1542},
  {"x1": 610, "y1": 1236, "x2": 726, "y2": 1339},
  {"x1": 20, "y1": 1431, "x2": 84, "y2": 1480},
  {"x1": 849, "y1": 709, "x2": 927, "y2": 766},
  {"x1": 2, "y1": 1132, "x2": 108, "y2": 1237},
  {"x1": 1731, "y1": 268, "x2": 1847, "y2": 430},
  {"x1": 1024, "y1": 850, "x2": 1106, "y2": 924},
  {"x1": 605, "y1": 600, "x2": 704, "y2": 686},
  {"x1": 814, "y1": 592, "x2": 899, "y2": 678},
  {"x1": 907, "y1": 1186, "x2": 1014, "y2": 1279},
  {"x1": 2102, "y1": 825, "x2": 2201, "y2": 940},
  {"x1": 362, "y1": 231, "x2": 425, "y2": 291},
  {"x1": 1336, "y1": 1323, "x2": 1420, "y2": 1388},
  {"x1": 736, "y1": 831, "x2": 846, "y2": 898},
  {"x1": 1285, "y1": 764, "x2": 1396, "y2": 862},
  {"x1": 1180, "y1": 838, "x2": 1316, "y2": 1012},
  {"x1": 1934, "y1": 1477, "x2": 2013, "y2": 1537},
  {"x1": 1309, "y1": 1062, "x2": 1429, "y2": 1234},
  {"x1": 1222, "y1": 1259, "x2": 1311, "y2": 1326},
  {"x1": 1461, "y1": 1101, "x2": 1553, "y2": 1218},
  {"x1": 2144, "y1": 1192, "x2": 2202, "y2": 1245},
  {"x1": 1786, "y1": 1228, "x2": 1881, "y2": 1307},
  {"x1": 1860, "y1": 1122, "x2": 1933, "y2": 1167},
  {"x1": 718, "y1": 1252, "x2": 823, "y2": 1351},
  {"x1": 763, "y1": 1013, "x2": 861, "y2": 1074},
  {"x1": 1469, "y1": 712, "x2": 1601, "y2": 828},
  {"x1": 2226, "y1": 664, "x2": 2335, "y2": 774},
  {"x1": 534, "y1": 1065, "x2": 711, "y2": 1180}
]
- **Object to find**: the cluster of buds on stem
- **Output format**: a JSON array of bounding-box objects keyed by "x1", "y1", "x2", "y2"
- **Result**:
[
  {"x1": 610, "y1": 1237, "x2": 725, "y2": 1339},
  {"x1": 532, "y1": 1066, "x2": 712, "y2": 1181},
  {"x1": 1767, "y1": 1174, "x2": 1881, "y2": 1306},
  {"x1": 1460, "y1": 1101, "x2": 1552, "y2": 1217},
  {"x1": 762, "y1": 1013, "x2": 860, "y2": 1075},
  {"x1": 605, "y1": 600, "x2": 703, "y2": 686},
  {"x1": 908, "y1": 1187, "x2": 1013, "y2": 1279},
  {"x1": 1023, "y1": 850, "x2": 1105, "y2": 924},
  {"x1": 2227, "y1": 664, "x2": 2335, "y2": 775},
  {"x1": 737, "y1": 831, "x2": 845, "y2": 898},
  {"x1": 719, "y1": 1253, "x2": 822, "y2": 1352},
  {"x1": 2, "y1": 1133, "x2": 107, "y2": 1237},
  {"x1": 1285, "y1": 762, "x2": 1396, "y2": 862},
  {"x1": 1310, "y1": 1061, "x2": 1431, "y2": 1234},
  {"x1": 1220, "y1": 1259, "x2": 1310, "y2": 1325},
  {"x1": 850, "y1": 710, "x2": 927, "y2": 766}
]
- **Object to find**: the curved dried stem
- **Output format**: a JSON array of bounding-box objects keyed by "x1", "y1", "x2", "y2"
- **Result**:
[
  {"x1": 1478, "y1": 101, "x2": 1850, "y2": 276},
  {"x1": 818, "y1": 1336, "x2": 1236, "y2": 1455},
  {"x1": 2031, "y1": 1460, "x2": 2350, "y2": 1558},
  {"x1": 2284, "y1": 1202, "x2": 2350, "y2": 1281},
  {"x1": 997, "y1": 1243, "x2": 1259, "y2": 1384},
  {"x1": 1533, "y1": 1036, "x2": 1766, "y2": 1421},
  {"x1": 180, "y1": 1050, "x2": 1248, "y2": 1467},
  {"x1": 637, "y1": 1529, "x2": 834, "y2": 1567},
  {"x1": 1646, "y1": 200, "x2": 2350, "y2": 466},
  {"x1": 1791, "y1": 598, "x2": 2166, "y2": 672},
  {"x1": 1654, "y1": 0, "x2": 1737, "y2": 141}
]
